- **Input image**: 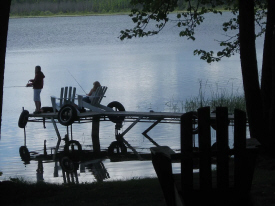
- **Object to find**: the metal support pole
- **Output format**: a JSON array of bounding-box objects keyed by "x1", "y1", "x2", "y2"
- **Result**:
[
  {"x1": 24, "y1": 127, "x2": 26, "y2": 146},
  {"x1": 92, "y1": 116, "x2": 100, "y2": 153},
  {"x1": 115, "y1": 117, "x2": 143, "y2": 159},
  {"x1": 51, "y1": 118, "x2": 62, "y2": 160},
  {"x1": 70, "y1": 124, "x2": 73, "y2": 140},
  {"x1": 142, "y1": 119, "x2": 162, "y2": 147},
  {"x1": 120, "y1": 117, "x2": 142, "y2": 137},
  {"x1": 62, "y1": 170, "x2": 67, "y2": 183},
  {"x1": 121, "y1": 137, "x2": 143, "y2": 160}
]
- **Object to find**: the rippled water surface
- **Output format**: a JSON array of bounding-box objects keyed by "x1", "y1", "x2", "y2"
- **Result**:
[{"x1": 0, "y1": 13, "x2": 264, "y2": 183}]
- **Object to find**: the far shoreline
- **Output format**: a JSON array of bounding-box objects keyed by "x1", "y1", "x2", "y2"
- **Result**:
[
  {"x1": 9, "y1": 9, "x2": 229, "y2": 19},
  {"x1": 9, "y1": 12, "x2": 132, "y2": 19}
]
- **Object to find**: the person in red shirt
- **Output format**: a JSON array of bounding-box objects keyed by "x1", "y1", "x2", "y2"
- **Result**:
[{"x1": 26, "y1": 65, "x2": 45, "y2": 114}]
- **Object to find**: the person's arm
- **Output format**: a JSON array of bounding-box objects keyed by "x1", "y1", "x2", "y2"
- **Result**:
[
  {"x1": 87, "y1": 88, "x2": 94, "y2": 96},
  {"x1": 26, "y1": 79, "x2": 34, "y2": 87}
]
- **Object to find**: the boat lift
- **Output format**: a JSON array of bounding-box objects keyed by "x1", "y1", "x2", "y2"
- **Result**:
[
  {"x1": 18, "y1": 107, "x2": 186, "y2": 161},
  {"x1": 18, "y1": 86, "x2": 236, "y2": 162}
]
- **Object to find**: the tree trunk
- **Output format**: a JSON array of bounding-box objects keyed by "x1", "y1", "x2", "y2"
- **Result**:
[
  {"x1": 260, "y1": 0, "x2": 275, "y2": 150},
  {"x1": 261, "y1": 0, "x2": 275, "y2": 117},
  {"x1": 270, "y1": 2, "x2": 275, "y2": 149},
  {"x1": 238, "y1": 1, "x2": 265, "y2": 145},
  {"x1": 0, "y1": 0, "x2": 12, "y2": 136}
]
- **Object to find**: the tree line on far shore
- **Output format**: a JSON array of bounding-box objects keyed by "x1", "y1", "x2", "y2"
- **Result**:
[
  {"x1": 10, "y1": 0, "x2": 131, "y2": 15},
  {"x1": 10, "y1": 0, "x2": 192, "y2": 16}
]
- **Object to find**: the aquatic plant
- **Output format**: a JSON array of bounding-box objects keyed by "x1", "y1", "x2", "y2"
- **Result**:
[{"x1": 166, "y1": 80, "x2": 246, "y2": 113}]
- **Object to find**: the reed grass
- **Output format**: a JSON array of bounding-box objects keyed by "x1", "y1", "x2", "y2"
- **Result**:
[{"x1": 166, "y1": 80, "x2": 246, "y2": 113}]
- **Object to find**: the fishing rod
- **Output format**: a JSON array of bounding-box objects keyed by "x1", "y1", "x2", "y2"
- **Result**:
[
  {"x1": 4, "y1": 86, "x2": 28, "y2": 88},
  {"x1": 67, "y1": 69, "x2": 87, "y2": 94},
  {"x1": 4, "y1": 80, "x2": 33, "y2": 88}
]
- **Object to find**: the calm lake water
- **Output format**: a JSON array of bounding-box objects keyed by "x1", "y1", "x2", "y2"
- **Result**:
[{"x1": 0, "y1": 13, "x2": 264, "y2": 183}]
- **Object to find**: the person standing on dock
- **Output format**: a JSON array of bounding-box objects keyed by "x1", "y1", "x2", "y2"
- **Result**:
[{"x1": 26, "y1": 65, "x2": 45, "y2": 114}]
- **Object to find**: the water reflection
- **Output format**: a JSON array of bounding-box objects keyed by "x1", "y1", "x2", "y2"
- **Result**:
[
  {"x1": 35, "y1": 156, "x2": 110, "y2": 184},
  {"x1": 19, "y1": 137, "x2": 149, "y2": 184},
  {"x1": 2, "y1": 13, "x2": 262, "y2": 181},
  {"x1": 80, "y1": 159, "x2": 110, "y2": 182},
  {"x1": 29, "y1": 144, "x2": 112, "y2": 184}
]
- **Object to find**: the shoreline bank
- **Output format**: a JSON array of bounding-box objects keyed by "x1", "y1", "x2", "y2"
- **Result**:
[{"x1": 0, "y1": 151, "x2": 274, "y2": 206}]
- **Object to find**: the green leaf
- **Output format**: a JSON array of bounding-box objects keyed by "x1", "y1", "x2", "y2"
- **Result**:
[{"x1": 217, "y1": 51, "x2": 223, "y2": 56}]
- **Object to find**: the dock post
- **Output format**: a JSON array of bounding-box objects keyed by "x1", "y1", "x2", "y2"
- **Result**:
[{"x1": 92, "y1": 116, "x2": 101, "y2": 153}]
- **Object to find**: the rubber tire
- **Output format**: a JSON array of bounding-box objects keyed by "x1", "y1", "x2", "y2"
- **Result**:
[
  {"x1": 64, "y1": 140, "x2": 82, "y2": 160},
  {"x1": 19, "y1": 146, "x2": 30, "y2": 162},
  {"x1": 18, "y1": 110, "x2": 29, "y2": 128},
  {"x1": 107, "y1": 101, "x2": 125, "y2": 123},
  {"x1": 60, "y1": 156, "x2": 74, "y2": 172},
  {"x1": 108, "y1": 141, "x2": 127, "y2": 155},
  {"x1": 58, "y1": 104, "x2": 77, "y2": 126}
]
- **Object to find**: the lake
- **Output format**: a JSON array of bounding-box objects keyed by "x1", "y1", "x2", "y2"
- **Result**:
[{"x1": 0, "y1": 13, "x2": 264, "y2": 183}]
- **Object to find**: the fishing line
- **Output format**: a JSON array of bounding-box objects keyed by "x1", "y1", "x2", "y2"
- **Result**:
[
  {"x1": 4, "y1": 86, "x2": 28, "y2": 88},
  {"x1": 67, "y1": 69, "x2": 87, "y2": 94}
]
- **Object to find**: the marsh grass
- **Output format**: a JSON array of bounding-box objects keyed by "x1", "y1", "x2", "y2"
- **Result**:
[{"x1": 166, "y1": 80, "x2": 246, "y2": 113}]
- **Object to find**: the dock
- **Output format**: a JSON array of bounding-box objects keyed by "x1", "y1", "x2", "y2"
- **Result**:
[
  {"x1": 19, "y1": 107, "x2": 237, "y2": 164},
  {"x1": 21, "y1": 110, "x2": 188, "y2": 160},
  {"x1": 25, "y1": 111, "x2": 187, "y2": 159},
  {"x1": 27, "y1": 111, "x2": 184, "y2": 123}
]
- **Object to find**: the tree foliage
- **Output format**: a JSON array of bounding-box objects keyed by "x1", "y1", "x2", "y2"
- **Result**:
[
  {"x1": 121, "y1": 0, "x2": 275, "y2": 151},
  {"x1": 120, "y1": 0, "x2": 267, "y2": 63}
]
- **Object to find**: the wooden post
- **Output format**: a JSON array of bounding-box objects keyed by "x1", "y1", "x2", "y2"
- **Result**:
[
  {"x1": 92, "y1": 116, "x2": 101, "y2": 153},
  {"x1": 181, "y1": 112, "x2": 194, "y2": 197},
  {"x1": 234, "y1": 109, "x2": 247, "y2": 191},
  {"x1": 198, "y1": 107, "x2": 212, "y2": 190},
  {"x1": 216, "y1": 107, "x2": 229, "y2": 189}
]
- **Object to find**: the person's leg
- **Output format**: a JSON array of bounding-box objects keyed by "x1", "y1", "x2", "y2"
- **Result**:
[
  {"x1": 34, "y1": 101, "x2": 41, "y2": 112},
  {"x1": 35, "y1": 101, "x2": 39, "y2": 111},
  {"x1": 33, "y1": 89, "x2": 42, "y2": 113},
  {"x1": 83, "y1": 96, "x2": 91, "y2": 103}
]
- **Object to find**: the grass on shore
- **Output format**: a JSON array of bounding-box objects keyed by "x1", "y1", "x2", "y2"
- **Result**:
[
  {"x1": 1, "y1": 151, "x2": 275, "y2": 206},
  {"x1": 0, "y1": 177, "x2": 166, "y2": 206}
]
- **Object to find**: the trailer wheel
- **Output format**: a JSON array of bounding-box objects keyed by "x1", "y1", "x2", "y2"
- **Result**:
[
  {"x1": 19, "y1": 146, "x2": 30, "y2": 162},
  {"x1": 18, "y1": 110, "x2": 29, "y2": 128},
  {"x1": 108, "y1": 141, "x2": 127, "y2": 155},
  {"x1": 58, "y1": 104, "x2": 77, "y2": 126},
  {"x1": 60, "y1": 156, "x2": 75, "y2": 172},
  {"x1": 107, "y1": 101, "x2": 125, "y2": 123},
  {"x1": 64, "y1": 140, "x2": 82, "y2": 160}
]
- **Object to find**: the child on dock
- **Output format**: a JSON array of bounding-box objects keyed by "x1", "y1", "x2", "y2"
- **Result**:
[{"x1": 26, "y1": 65, "x2": 45, "y2": 114}]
